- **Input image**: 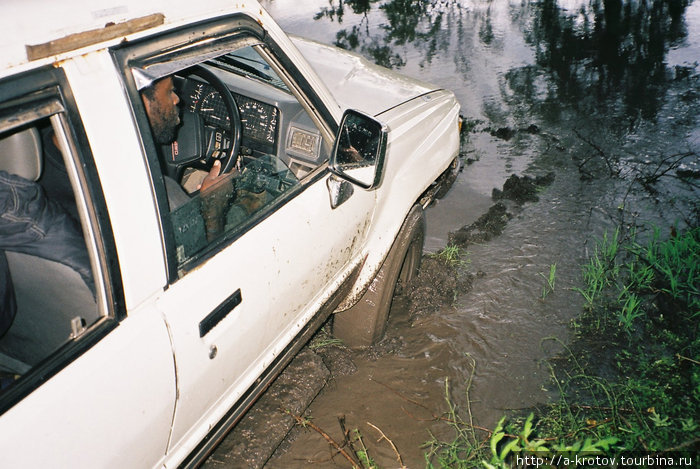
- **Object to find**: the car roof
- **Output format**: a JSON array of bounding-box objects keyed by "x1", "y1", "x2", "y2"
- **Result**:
[{"x1": 1, "y1": 0, "x2": 260, "y2": 74}]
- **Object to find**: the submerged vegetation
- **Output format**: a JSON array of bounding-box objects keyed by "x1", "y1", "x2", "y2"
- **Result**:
[
  {"x1": 423, "y1": 225, "x2": 700, "y2": 467},
  {"x1": 540, "y1": 263, "x2": 557, "y2": 299}
]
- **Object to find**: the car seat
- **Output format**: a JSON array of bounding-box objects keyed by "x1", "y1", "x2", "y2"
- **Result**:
[
  {"x1": 0, "y1": 126, "x2": 98, "y2": 368},
  {"x1": 0, "y1": 126, "x2": 43, "y2": 181}
]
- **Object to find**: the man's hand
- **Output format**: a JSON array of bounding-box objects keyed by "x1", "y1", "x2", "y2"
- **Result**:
[
  {"x1": 198, "y1": 160, "x2": 229, "y2": 192},
  {"x1": 338, "y1": 144, "x2": 364, "y2": 163}
]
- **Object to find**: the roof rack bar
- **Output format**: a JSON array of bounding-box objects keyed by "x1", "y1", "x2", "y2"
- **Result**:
[{"x1": 26, "y1": 13, "x2": 165, "y2": 62}]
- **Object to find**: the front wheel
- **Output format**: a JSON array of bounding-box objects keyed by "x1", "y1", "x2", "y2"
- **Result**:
[{"x1": 333, "y1": 205, "x2": 425, "y2": 347}]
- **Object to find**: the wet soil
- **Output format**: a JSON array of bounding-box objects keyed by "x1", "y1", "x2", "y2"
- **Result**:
[
  {"x1": 445, "y1": 171, "x2": 555, "y2": 248},
  {"x1": 204, "y1": 349, "x2": 330, "y2": 468}
]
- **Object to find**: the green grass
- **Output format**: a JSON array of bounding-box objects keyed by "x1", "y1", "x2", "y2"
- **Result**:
[
  {"x1": 573, "y1": 228, "x2": 620, "y2": 308},
  {"x1": 352, "y1": 429, "x2": 378, "y2": 469},
  {"x1": 630, "y1": 226, "x2": 700, "y2": 315},
  {"x1": 422, "y1": 225, "x2": 700, "y2": 468},
  {"x1": 616, "y1": 287, "x2": 642, "y2": 332},
  {"x1": 308, "y1": 325, "x2": 344, "y2": 350},
  {"x1": 431, "y1": 244, "x2": 468, "y2": 268},
  {"x1": 540, "y1": 263, "x2": 557, "y2": 299},
  {"x1": 423, "y1": 359, "x2": 482, "y2": 468}
]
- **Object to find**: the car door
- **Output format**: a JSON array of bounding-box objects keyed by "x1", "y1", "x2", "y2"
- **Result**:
[
  {"x1": 0, "y1": 66, "x2": 176, "y2": 468},
  {"x1": 113, "y1": 17, "x2": 376, "y2": 458},
  {"x1": 157, "y1": 172, "x2": 374, "y2": 454}
]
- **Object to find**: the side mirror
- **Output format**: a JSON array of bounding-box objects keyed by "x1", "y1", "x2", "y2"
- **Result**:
[{"x1": 330, "y1": 109, "x2": 387, "y2": 190}]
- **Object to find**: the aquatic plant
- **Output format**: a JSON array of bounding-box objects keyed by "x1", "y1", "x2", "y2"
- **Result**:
[
  {"x1": 540, "y1": 263, "x2": 556, "y2": 299},
  {"x1": 423, "y1": 361, "x2": 484, "y2": 469},
  {"x1": 574, "y1": 228, "x2": 620, "y2": 307}
]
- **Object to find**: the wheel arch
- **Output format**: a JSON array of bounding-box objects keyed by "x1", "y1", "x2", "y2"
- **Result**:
[{"x1": 332, "y1": 204, "x2": 425, "y2": 346}]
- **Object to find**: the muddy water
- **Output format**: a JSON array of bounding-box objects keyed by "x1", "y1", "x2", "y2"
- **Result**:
[{"x1": 261, "y1": 1, "x2": 700, "y2": 467}]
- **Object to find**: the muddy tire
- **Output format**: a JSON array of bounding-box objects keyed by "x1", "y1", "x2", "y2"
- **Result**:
[{"x1": 333, "y1": 205, "x2": 425, "y2": 347}]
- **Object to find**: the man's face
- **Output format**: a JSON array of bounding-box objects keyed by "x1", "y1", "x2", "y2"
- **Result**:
[{"x1": 142, "y1": 77, "x2": 180, "y2": 144}]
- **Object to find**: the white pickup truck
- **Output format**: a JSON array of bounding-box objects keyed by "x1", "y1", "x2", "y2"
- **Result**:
[{"x1": 0, "y1": 0, "x2": 460, "y2": 466}]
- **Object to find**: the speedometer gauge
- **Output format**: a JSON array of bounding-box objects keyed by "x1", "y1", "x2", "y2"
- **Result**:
[
  {"x1": 199, "y1": 91, "x2": 230, "y2": 126},
  {"x1": 187, "y1": 82, "x2": 204, "y2": 112},
  {"x1": 181, "y1": 78, "x2": 278, "y2": 151},
  {"x1": 239, "y1": 99, "x2": 277, "y2": 145}
]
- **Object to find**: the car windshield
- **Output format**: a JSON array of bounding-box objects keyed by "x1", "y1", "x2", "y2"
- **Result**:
[{"x1": 210, "y1": 47, "x2": 289, "y2": 92}]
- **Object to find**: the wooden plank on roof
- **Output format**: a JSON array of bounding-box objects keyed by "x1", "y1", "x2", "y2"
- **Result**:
[{"x1": 25, "y1": 13, "x2": 165, "y2": 61}]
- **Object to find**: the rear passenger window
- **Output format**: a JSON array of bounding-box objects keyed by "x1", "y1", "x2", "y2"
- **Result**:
[{"x1": 0, "y1": 69, "x2": 116, "y2": 410}]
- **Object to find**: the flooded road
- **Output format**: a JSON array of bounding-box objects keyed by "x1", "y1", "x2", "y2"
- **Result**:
[{"x1": 258, "y1": 0, "x2": 699, "y2": 467}]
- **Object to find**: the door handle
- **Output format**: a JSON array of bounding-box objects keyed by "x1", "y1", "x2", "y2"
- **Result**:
[{"x1": 199, "y1": 288, "x2": 242, "y2": 337}]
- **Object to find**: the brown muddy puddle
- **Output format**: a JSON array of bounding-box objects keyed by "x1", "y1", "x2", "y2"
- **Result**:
[{"x1": 267, "y1": 132, "x2": 696, "y2": 467}]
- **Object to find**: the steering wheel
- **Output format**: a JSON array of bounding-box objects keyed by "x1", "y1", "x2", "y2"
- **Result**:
[{"x1": 184, "y1": 65, "x2": 242, "y2": 174}]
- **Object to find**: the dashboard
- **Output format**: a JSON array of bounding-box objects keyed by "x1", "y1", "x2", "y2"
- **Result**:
[
  {"x1": 179, "y1": 78, "x2": 279, "y2": 154},
  {"x1": 174, "y1": 64, "x2": 328, "y2": 178}
]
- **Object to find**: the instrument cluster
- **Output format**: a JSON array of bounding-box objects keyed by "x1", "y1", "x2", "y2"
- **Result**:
[{"x1": 181, "y1": 79, "x2": 278, "y2": 151}]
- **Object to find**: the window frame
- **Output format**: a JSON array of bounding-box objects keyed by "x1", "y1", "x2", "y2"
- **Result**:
[
  {"x1": 0, "y1": 66, "x2": 124, "y2": 414},
  {"x1": 111, "y1": 14, "x2": 339, "y2": 281}
]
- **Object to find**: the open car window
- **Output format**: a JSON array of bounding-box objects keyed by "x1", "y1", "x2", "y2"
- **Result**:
[
  {"x1": 120, "y1": 26, "x2": 334, "y2": 275},
  {"x1": 0, "y1": 69, "x2": 115, "y2": 411}
]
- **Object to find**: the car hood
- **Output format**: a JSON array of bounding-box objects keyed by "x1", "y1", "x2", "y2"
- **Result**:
[{"x1": 290, "y1": 36, "x2": 438, "y2": 117}]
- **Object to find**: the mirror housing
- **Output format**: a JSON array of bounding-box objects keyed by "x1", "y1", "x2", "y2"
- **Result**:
[{"x1": 330, "y1": 109, "x2": 387, "y2": 190}]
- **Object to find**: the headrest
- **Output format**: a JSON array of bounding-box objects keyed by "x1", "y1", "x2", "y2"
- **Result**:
[{"x1": 0, "y1": 127, "x2": 43, "y2": 181}]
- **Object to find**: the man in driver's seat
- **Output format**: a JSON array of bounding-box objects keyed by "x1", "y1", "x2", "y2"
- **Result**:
[
  {"x1": 140, "y1": 76, "x2": 213, "y2": 208},
  {"x1": 140, "y1": 76, "x2": 263, "y2": 241}
]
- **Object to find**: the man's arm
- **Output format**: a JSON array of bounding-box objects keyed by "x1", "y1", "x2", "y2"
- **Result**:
[{"x1": 198, "y1": 160, "x2": 234, "y2": 241}]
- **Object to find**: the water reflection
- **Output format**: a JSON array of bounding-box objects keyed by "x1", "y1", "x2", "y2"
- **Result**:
[
  {"x1": 314, "y1": 0, "x2": 373, "y2": 22},
  {"x1": 523, "y1": 0, "x2": 694, "y2": 120},
  {"x1": 316, "y1": 0, "x2": 468, "y2": 69},
  {"x1": 309, "y1": 0, "x2": 696, "y2": 121}
]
